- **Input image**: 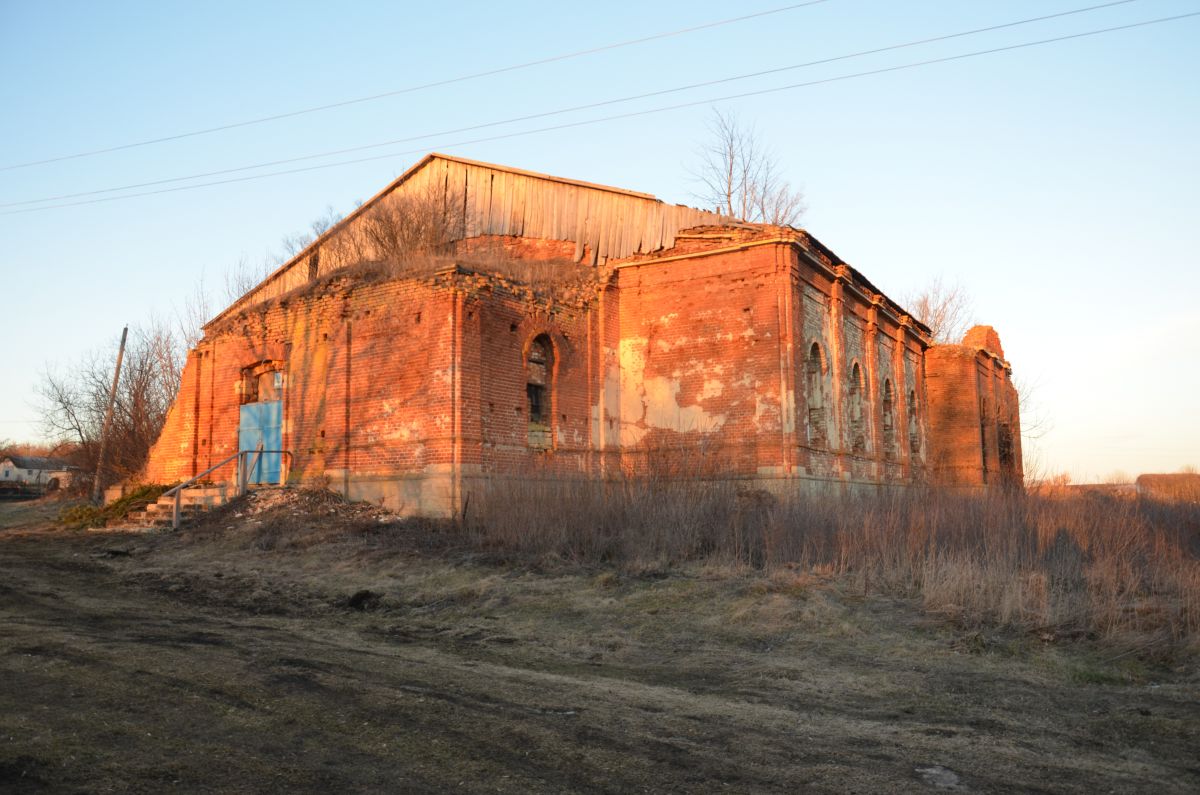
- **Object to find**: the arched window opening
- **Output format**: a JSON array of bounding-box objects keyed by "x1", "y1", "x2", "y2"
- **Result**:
[
  {"x1": 907, "y1": 389, "x2": 921, "y2": 454},
  {"x1": 979, "y1": 396, "x2": 989, "y2": 483},
  {"x1": 848, "y1": 362, "x2": 866, "y2": 454},
  {"x1": 526, "y1": 335, "x2": 553, "y2": 450},
  {"x1": 998, "y1": 422, "x2": 1015, "y2": 471},
  {"x1": 806, "y1": 342, "x2": 827, "y2": 449},
  {"x1": 882, "y1": 379, "x2": 896, "y2": 461}
]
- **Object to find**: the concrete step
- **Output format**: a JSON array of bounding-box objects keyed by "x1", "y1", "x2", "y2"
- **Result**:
[
  {"x1": 178, "y1": 485, "x2": 234, "y2": 499},
  {"x1": 175, "y1": 494, "x2": 228, "y2": 508},
  {"x1": 145, "y1": 502, "x2": 207, "y2": 516},
  {"x1": 131, "y1": 484, "x2": 239, "y2": 528}
]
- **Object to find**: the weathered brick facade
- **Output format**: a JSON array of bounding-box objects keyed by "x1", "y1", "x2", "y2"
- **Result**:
[{"x1": 144, "y1": 155, "x2": 1022, "y2": 514}]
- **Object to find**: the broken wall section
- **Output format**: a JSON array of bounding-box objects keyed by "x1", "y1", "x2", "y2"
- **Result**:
[{"x1": 925, "y1": 325, "x2": 1022, "y2": 488}]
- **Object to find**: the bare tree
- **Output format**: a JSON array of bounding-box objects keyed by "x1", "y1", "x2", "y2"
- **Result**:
[
  {"x1": 274, "y1": 205, "x2": 344, "y2": 265},
  {"x1": 902, "y1": 276, "x2": 975, "y2": 345},
  {"x1": 174, "y1": 268, "x2": 213, "y2": 350},
  {"x1": 1012, "y1": 374, "x2": 1050, "y2": 442},
  {"x1": 691, "y1": 108, "x2": 805, "y2": 225},
  {"x1": 38, "y1": 321, "x2": 183, "y2": 489},
  {"x1": 355, "y1": 184, "x2": 466, "y2": 274},
  {"x1": 222, "y1": 255, "x2": 272, "y2": 304},
  {"x1": 751, "y1": 156, "x2": 807, "y2": 228}
]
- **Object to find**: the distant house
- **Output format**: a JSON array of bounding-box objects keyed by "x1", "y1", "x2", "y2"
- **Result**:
[
  {"x1": 1136, "y1": 473, "x2": 1200, "y2": 504},
  {"x1": 0, "y1": 456, "x2": 76, "y2": 496}
]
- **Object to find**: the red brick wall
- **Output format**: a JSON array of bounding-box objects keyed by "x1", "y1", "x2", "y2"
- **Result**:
[
  {"x1": 144, "y1": 233, "x2": 1017, "y2": 514},
  {"x1": 925, "y1": 339, "x2": 1022, "y2": 488},
  {"x1": 612, "y1": 242, "x2": 789, "y2": 478},
  {"x1": 146, "y1": 277, "x2": 460, "y2": 505},
  {"x1": 461, "y1": 290, "x2": 596, "y2": 477}
]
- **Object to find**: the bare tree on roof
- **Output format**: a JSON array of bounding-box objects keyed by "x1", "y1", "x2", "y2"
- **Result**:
[
  {"x1": 902, "y1": 276, "x2": 975, "y2": 345},
  {"x1": 277, "y1": 205, "x2": 344, "y2": 264},
  {"x1": 222, "y1": 255, "x2": 272, "y2": 305},
  {"x1": 691, "y1": 108, "x2": 805, "y2": 226}
]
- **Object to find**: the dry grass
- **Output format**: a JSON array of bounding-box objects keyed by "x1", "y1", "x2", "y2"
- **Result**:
[
  {"x1": 466, "y1": 479, "x2": 1200, "y2": 655},
  {"x1": 164, "y1": 478, "x2": 1200, "y2": 658}
]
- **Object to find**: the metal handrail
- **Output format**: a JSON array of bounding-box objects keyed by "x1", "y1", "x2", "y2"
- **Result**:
[{"x1": 164, "y1": 447, "x2": 293, "y2": 530}]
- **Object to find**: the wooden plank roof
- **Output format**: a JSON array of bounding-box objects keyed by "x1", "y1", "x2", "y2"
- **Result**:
[{"x1": 207, "y1": 154, "x2": 729, "y2": 327}]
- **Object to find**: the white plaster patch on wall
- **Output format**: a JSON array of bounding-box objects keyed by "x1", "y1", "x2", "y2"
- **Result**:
[
  {"x1": 603, "y1": 360, "x2": 622, "y2": 447},
  {"x1": 618, "y1": 337, "x2": 726, "y2": 442},
  {"x1": 618, "y1": 338, "x2": 648, "y2": 425},
  {"x1": 620, "y1": 424, "x2": 648, "y2": 446},
  {"x1": 686, "y1": 360, "x2": 724, "y2": 375},
  {"x1": 643, "y1": 377, "x2": 723, "y2": 431},
  {"x1": 782, "y1": 387, "x2": 796, "y2": 434},
  {"x1": 590, "y1": 403, "x2": 602, "y2": 444},
  {"x1": 381, "y1": 420, "x2": 422, "y2": 442},
  {"x1": 554, "y1": 426, "x2": 583, "y2": 446},
  {"x1": 754, "y1": 385, "x2": 781, "y2": 432},
  {"x1": 655, "y1": 336, "x2": 690, "y2": 353},
  {"x1": 699, "y1": 379, "x2": 724, "y2": 400}
]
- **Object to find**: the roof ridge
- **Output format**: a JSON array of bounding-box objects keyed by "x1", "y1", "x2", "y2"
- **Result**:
[{"x1": 205, "y1": 153, "x2": 680, "y2": 329}]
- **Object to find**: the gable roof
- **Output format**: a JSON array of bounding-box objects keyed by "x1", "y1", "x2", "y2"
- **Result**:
[
  {"x1": 206, "y1": 153, "x2": 729, "y2": 328},
  {"x1": 2, "y1": 455, "x2": 74, "y2": 471}
]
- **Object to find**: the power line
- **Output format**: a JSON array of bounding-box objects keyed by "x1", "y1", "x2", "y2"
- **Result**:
[
  {"x1": 0, "y1": 1, "x2": 833, "y2": 173},
  {"x1": 0, "y1": 0, "x2": 1146, "y2": 209},
  {"x1": 4, "y1": 10, "x2": 1195, "y2": 217}
]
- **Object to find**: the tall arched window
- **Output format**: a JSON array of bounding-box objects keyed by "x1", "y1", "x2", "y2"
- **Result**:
[
  {"x1": 526, "y1": 335, "x2": 553, "y2": 449},
  {"x1": 907, "y1": 389, "x2": 921, "y2": 454},
  {"x1": 978, "y1": 396, "x2": 990, "y2": 483},
  {"x1": 806, "y1": 342, "x2": 827, "y2": 448},
  {"x1": 882, "y1": 379, "x2": 896, "y2": 460},
  {"x1": 998, "y1": 422, "x2": 1015, "y2": 471},
  {"x1": 848, "y1": 362, "x2": 866, "y2": 454}
]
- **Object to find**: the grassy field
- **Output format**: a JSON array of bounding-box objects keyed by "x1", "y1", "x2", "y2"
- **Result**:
[{"x1": 1, "y1": 491, "x2": 1197, "y2": 793}]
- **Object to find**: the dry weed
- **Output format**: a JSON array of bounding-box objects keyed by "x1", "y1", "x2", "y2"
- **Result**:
[{"x1": 465, "y1": 478, "x2": 1200, "y2": 654}]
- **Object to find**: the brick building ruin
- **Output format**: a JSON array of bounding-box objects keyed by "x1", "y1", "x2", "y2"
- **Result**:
[{"x1": 143, "y1": 154, "x2": 1022, "y2": 515}]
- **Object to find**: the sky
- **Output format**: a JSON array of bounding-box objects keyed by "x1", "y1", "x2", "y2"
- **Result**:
[{"x1": 1, "y1": 0, "x2": 1197, "y2": 482}]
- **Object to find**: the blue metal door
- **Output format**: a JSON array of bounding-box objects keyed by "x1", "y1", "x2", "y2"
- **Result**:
[{"x1": 238, "y1": 401, "x2": 282, "y2": 484}]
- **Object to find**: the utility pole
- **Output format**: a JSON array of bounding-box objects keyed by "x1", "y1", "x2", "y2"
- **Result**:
[{"x1": 92, "y1": 326, "x2": 128, "y2": 505}]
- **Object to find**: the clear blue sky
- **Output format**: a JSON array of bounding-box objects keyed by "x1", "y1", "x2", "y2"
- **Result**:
[{"x1": 2, "y1": 0, "x2": 1197, "y2": 481}]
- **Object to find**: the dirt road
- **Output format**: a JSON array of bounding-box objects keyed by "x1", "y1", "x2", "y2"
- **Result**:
[{"x1": 1, "y1": 504, "x2": 1197, "y2": 793}]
